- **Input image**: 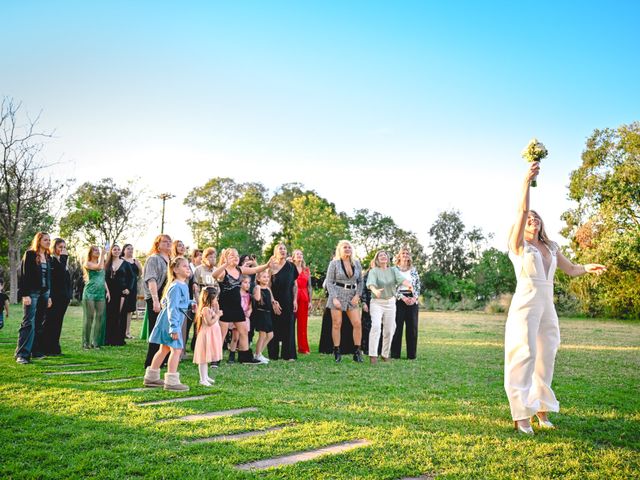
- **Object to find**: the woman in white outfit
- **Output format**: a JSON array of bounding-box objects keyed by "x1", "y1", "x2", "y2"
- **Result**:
[
  {"x1": 506, "y1": 161, "x2": 606, "y2": 434},
  {"x1": 366, "y1": 251, "x2": 412, "y2": 364}
]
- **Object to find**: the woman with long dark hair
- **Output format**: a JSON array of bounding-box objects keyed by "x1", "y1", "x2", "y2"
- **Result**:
[
  {"x1": 268, "y1": 243, "x2": 299, "y2": 361},
  {"x1": 15, "y1": 232, "x2": 52, "y2": 364},
  {"x1": 104, "y1": 244, "x2": 135, "y2": 346},
  {"x1": 41, "y1": 238, "x2": 72, "y2": 356},
  {"x1": 121, "y1": 244, "x2": 142, "y2": 339},
  {"x1": 292, "y1": 249, "x2": 312, "y2": 354}
]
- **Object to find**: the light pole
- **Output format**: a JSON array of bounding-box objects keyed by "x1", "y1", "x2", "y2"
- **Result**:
[{"x1": 157, "y1": 193, "x2": 175, "y2": 233}]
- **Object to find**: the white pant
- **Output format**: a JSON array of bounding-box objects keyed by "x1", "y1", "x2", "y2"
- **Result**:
[
  {"x1": 369, "y1": 298, "x2": 396, "y2": 358},
  {"x1": 504, "y1": 280, "x2": 560, "y2": 420}
]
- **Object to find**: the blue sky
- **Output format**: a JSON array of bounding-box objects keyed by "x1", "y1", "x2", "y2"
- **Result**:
[{"x1": 4, "y1": 1, "x2": 639, "y2": 251}]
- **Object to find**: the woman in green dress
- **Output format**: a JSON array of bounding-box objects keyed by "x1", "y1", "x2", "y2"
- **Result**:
[{"x1": 82, "y1": 245, "x2": 110, "y2": 349}]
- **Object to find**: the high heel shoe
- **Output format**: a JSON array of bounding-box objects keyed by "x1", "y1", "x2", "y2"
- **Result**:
[
  {"x1": 333, "y1": 347, "x2": 342, "y2": 363},
  {"x1": 514, "y1": 420, "x2": 534, "y2": 435},
  {"x1": 533, "y1": 413, "x2": 555, "y2": 429}
]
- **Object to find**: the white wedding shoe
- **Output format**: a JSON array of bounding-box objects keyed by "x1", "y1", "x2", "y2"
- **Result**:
[
  {"x1": 514, "y1": 420, "x2": 534, "y2": 435},
  {"x1": 533, "y1": 413, "x2": 555, "y2": 429}
]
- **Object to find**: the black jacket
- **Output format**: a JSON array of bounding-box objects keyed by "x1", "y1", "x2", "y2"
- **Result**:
[
  {"x1": 50, "y1": 255, "x2": 73, "y2": 300},
  {"x1": 18, "y1": 250, "x2": 51, "y2": 298}
]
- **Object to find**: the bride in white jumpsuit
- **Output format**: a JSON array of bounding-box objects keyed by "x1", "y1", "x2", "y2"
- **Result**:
[{"x1": 506, "y1": 162, "x2": 606, "y2": 434}]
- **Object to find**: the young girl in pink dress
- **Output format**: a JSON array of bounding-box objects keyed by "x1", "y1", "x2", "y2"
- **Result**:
[{"x1": 193, "y1": 286, "x2": 223, "y2": 387}]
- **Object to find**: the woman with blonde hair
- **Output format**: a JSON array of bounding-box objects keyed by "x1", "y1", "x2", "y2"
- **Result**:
[
  {"x1": 506, "y1": 162, "x2": 606, "y2": 434},
  {"x1": 366, "y1": 250, "x2": 412, "y2": 363},
  {"x1": 15, "y1": 232, "x2": 53, "y2": 363},
  {"x1": 214, "y1": 247, "x2": 273, "y2": 363},
  {"x1": 390, "y1": 247, "x2": 422, "y2": 360},
  {"x1": 325, "y1": 240, "x2": 364, "y2": 362}
]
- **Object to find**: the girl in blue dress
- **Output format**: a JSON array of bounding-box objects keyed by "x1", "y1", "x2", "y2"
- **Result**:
[{"x1": 143, "y1": 256, "x2": 195, "y2": 391}]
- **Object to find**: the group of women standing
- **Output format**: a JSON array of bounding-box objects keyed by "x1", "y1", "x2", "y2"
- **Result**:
[
  {"x1": 322, "y1": 241, "x2": 421, "y2": 363},
  {"x1": 15, "y1": 234, "x2": 72, "y2": 363},
  {"x1": 82, "y1": 243, "x2": 141, "y2": 350}
]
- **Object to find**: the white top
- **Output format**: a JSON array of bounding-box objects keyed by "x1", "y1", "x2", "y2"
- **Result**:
[{"x1": 508, "y1": 241, "x2": 558, "y2": 283}]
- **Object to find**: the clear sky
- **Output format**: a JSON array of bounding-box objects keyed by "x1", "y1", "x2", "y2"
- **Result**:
[{"x1": 4, "y1": 1, "x2": 639, "y2": 252}]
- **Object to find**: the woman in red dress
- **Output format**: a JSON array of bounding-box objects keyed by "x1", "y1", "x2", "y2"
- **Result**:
[{"x1": 292, "y1": 250, "x2": 312, "y2": 354}]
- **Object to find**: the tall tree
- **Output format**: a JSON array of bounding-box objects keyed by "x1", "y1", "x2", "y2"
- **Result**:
[
  {"x1": 285, "y1": 193, "x2": 349, "y2": 276},
  {"x1": 0, "y1": 98, "x2": 61, "y2": 302},
  {"x1": 59, "y1": 178, "x2": 146, "y2": 247},
  {"x1": 183, "y1": 177, "x2": 243, "y2": 248},
  {"x1": 218, "y1": 182, "x2": 271, "y2": 255},
  {"x1": 561, "y1": 122, "x2": 640, "y2": 318},
  {"x1": 269, "y1": 183, "x2": 316, "y2": 246},
  {"x1": 350, "y1": 208, "x2": 427, "y2": 272}
]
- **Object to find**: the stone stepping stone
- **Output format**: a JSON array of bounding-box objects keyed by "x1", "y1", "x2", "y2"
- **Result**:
[
  {"x1": 107, "y1": 387, "x2": 149, "y2": 393},
  {"x1": 136, "y1": 395, "x2": 213, "y2": 407},
  {"x1": 172, "y1": 407, "x2": 258, "y2": 422},
  {"x1": 93, "y1": 377, "x2": 137, "y2": 384},
  {"x1": 43, "y1": 363, "x2": 94, "y2": 368},
  {"x1": 236, "y1": 439, "x2": 370, "y2": 471},
  {"x1": 44, "y1": 369, "x2": 112, "y2": 376},
  {"x1": 185, "y1": 425, "x2": 288, "y2": 444}
]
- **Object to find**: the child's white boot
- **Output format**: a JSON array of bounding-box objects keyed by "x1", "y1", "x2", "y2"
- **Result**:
[
  {"x1": 164, "y1": 372, "x2": 189, "y2": 391},
  {"x1": 143, "y1": 367, "x2": 164, "y2": 387}
]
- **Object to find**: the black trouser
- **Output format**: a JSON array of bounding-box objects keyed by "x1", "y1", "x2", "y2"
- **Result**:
[
  {"x1": 390, "y1": 300, "x2": 419, "y2": 359},
  {"x1": 268, "y1": 307, "x2": 297, "y2": 360},
  {"x1": 144, "y1": 299, "x2": 161, "y2": 367},
  {"x1": 41, "y1": 296, "x2": 70, "y2": 355}
]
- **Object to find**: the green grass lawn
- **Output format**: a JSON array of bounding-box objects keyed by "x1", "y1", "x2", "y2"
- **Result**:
[{"x1": 1, "y1": 307, "x2": 638, "y2": 479}]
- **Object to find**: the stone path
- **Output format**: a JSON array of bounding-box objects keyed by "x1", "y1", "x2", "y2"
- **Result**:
[
  {"x1": 171, "y1": 407, "x2": 258, "y2": 422},
  {"x1": 236, "y1": 439, "x2": 370, "y2": 471},
  {"x1": 185, "y1": 425, "x2": 288, "y2": 444},
  {"x1": 93, "y1": 377, "x2": 137, "y2": 383},
  {"x1": 136, "y1": 395, "x2": 214, "y2": 406},
  {"x1": 44, "y1": 369, "x2": 112, "y2": 375}
]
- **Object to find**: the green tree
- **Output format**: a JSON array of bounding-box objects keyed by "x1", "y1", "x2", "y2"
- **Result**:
[
  {"x1": 268, "y1": 183, "x2": 316, "y2": 246},
  {"x1": 470, "y1": 247, "x2": 516, "y2": 300},
  {"x1": 0, "y1": 98, "x2": 61, "y2": 302},
  {"x1": 350, "y1": 208, "x2": 427, "y2": 272},
  {"x1": 285, "y1": 193, "x2": 349, "y2": 276},
  {"x1": 184, "y1": 177, "x2": 243, "y2": 248},
  {"x1": 427, "y1": 210, "x2": 487, "y2": 277},
  {"x1": 561, "y1": 122, "x2": 640, "y2": 318},
  {"x1": 59, "y1": 178, "x2": 145, "y2": 247},
  {"x1": 218, "y1": 183, "x2": 271, "y2": 255}
]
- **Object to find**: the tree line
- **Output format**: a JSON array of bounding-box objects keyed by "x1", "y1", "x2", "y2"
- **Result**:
[{"x1": 1, "y1": 97, "x2": 638, "y2": 318}]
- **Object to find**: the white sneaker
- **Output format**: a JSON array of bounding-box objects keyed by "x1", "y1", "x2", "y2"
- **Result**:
[
  {"x1": 256, "y1": 354, "x2": 269, "y2": 364},
  {"x1": 199, "y1": 379, "x2": 212, "y2": 387}
]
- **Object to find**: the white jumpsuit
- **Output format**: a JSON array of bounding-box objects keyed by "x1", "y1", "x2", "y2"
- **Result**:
[{"x1": 504, "y1": 241, "x2": 561, "y2": 421}]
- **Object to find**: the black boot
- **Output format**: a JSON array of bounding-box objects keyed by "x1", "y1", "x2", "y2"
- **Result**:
[
  {"x1": 240, "y1": 349, "x2": 261, "y2": 364},
  {"x1": 353, "y1": 346, "x2": 363, "y2": 363},
  {"x1": 228, "y1": 350, "x2": 236, "y2": 364},
  {"x1": 333, "y1": 346, "x2": 342, "y2": 363}
]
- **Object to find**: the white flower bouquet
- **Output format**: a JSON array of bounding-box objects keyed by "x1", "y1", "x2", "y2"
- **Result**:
[{"x1": 521, "y1": 138, "x2": 548, "y2": 187}]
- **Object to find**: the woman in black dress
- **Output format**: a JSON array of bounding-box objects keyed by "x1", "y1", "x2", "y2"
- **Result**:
[
  {"x1": 213, "y1": 248, "x2": 272, "y2": 363},
  {"x1": 41, "y1": 238, "x2": 72, "y2": 355},
  {"x1": 268, "y1": 243, "x2": 299, "y2": 361},
  {"x1": 104, "y1": 244, "x2": 135, "y2": 346},
  {"x1": 121, "y1": 244, "x2": 141, "y2": 339}
]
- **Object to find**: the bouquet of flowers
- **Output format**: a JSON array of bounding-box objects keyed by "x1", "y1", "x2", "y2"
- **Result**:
[{"x1": 521, "y1": 138, "x2": 548, "y2": 187}]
